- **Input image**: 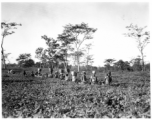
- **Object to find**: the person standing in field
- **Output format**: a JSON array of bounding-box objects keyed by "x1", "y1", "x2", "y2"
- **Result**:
[
  {"x1": 48, "y1": 67, "x2": 53, "y2": 78},
  {"x1": 23, "y1": 70, "x2": 27, "y2": 76},
  {"x1": 71, "y1": 71, "x2": 77, "y2": 82},
  {"x1": 58, "y1": 68, "x2": 64, "y2": 80},
  {"x1": 31, "y1": 71, "x2": 35, "y2": 77},
  {"x1": 90, "y1": 70, "x2": 98, "y2": 84},
  {"x1": 65, "y1": 73, "x2": 69, "y2": 81},
  {"x1": 49, "y1": 67, "x2": 53, "y2": 74},
  {"x1": 81, "y1": 71, "x2": 87, "y2": 83},
  {"x1": 104, "y1": 71, "x2": 112, "y2": 85},
  {"x1": 38, "y1": 66, "x2": 42, "y2": 76}
]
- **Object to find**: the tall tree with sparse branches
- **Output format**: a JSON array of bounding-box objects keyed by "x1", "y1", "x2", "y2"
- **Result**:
[
  {"x1": 124, "y1": 24, "x2": 150, "y2": 71},
  {"x1": 1, "y1": 22, "x2": 21, "y2": 69},
  {"x1": 57, "y1": 32, "x2": 75, "y2": 71},
  {"x1": 63, "y1": 22, "x2": 97, "y2": 72}
]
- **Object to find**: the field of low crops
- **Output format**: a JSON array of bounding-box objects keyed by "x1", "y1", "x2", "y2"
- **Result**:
[{"x1": 2, "y1": 71, "x2": 151, "y2": 118}]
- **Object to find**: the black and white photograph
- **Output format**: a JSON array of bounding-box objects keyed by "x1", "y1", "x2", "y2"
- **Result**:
[{"x1": 1, "y1": 1, "x2": 151, "y2": 118}]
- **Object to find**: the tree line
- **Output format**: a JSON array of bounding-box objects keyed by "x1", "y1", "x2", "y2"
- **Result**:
[{"x1": 1, "y1": 22, "x2": 150, "y2": 72}]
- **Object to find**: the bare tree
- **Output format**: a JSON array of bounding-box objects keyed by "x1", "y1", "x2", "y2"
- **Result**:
[
  {"x1": 1, "y1": 22, "x2": 21, "y2": 69},
  {"x1": 124, "y1": 24, "x2": 150, "y2": 71}
]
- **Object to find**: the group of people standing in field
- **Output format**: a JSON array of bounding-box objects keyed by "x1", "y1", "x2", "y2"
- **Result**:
[
  {"x1": 8, "y1": 67, "x2": 112, "y2": 85},
  {"x1": 71, "y1": 70, "x2": 112, "y2": 85},
  {"x1": 35, "y1": 67, "x2": 112, "y2": 85}
]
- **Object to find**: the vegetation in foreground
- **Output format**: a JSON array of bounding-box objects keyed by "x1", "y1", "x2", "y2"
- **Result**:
[{"x1": 2, "y1": 71, "x2": 150, "y2": 118}]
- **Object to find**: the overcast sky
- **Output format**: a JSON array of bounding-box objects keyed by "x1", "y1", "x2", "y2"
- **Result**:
[{"x1": 1, "y1": 2, "x2": 150, "y2": 66}]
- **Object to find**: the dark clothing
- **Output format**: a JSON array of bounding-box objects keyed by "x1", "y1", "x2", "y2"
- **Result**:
[
  {"x1": 31, "y1": 71, "x2": 35, "y2": 77},
  {"x1": 49, "y1": 68, "x2": 53, "y2": 74},
  {"x1": 23, "y1": 71, "x2": 27, "y2": 76}
]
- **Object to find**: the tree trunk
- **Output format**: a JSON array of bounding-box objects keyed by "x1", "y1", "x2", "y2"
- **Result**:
[
  {"x1": 1, "y1": 36, "x2": 6, "y2": 69},
  {"x1": 77, "y1": 63, "x2": 80, "y2": 72},
  {"x1": 141, "y1": 57, "x2": 145, "y2": 71},
  {"x1": 141, "y1": 50, "x2": 145, "y2": 71},
  {"x1": 40, "y1": 62, "x2": 42, "y2": 68},
  {"x1": 77, "y1": 55, "x2": 80, "y2": 72},
  {"x1": 1, "y1": 50, "x2": 6, "y2": 69},
  {"x1": 64, "y1": 52, "x2": 68, "y2": 72}
]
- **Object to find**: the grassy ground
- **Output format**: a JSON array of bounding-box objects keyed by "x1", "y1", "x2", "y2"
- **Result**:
[{"x1": 2, "y1": 70, "x2": 151, "y2": 118}]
